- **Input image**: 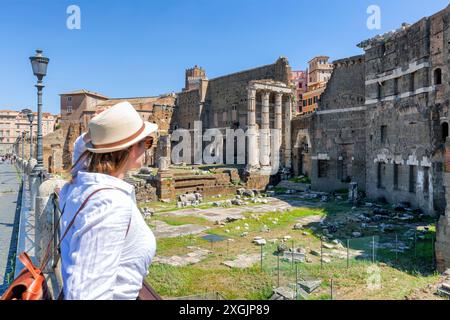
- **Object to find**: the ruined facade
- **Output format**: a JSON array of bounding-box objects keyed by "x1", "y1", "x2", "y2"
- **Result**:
[
  {"x1": 289, "y1": 5, "x2": 450, "y2": 271},
  {"x1": 58, "y1": 90, "x2": 176, "y2": 169},
  {"x1": 173, "y1": 58, "x2": 295, "y2": 187},
  {"x1": 292, "y1": 55, "x2": 366, "y2": 192},
  {"x1": 358, "y1": 9, "x2": 449, "y2": 216}
]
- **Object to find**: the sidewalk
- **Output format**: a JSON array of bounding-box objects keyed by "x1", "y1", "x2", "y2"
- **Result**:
[{"x1": 0, "y1": 164, "x2": 21, "y2": 294}]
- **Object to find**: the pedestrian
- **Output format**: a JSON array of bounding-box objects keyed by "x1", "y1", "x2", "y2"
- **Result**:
[{"x1": 58, "y1": 101, "x2": 158, "y2": 300}]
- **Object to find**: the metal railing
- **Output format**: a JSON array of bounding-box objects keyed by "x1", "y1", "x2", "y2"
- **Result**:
[{"x1": 51, "y1": 192, "x2": 62, "y2": 270}]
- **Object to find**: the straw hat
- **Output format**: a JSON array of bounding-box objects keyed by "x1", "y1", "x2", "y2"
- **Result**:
[{"x1": 86, "y1": 101, "x2": 158, "y2": 153}]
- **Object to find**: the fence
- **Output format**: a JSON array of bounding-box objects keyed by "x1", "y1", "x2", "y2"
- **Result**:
[
  {"x1": 12, "y1": 157, "x2": 66, "y2": 298},
  {"x1": 258, "y1": 229, "x2": 436, "y2": 300}
]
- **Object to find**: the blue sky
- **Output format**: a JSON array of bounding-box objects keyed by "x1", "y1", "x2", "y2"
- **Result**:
[{"x1": 1, "y1": 0, "x2": 449, "y2": 114}]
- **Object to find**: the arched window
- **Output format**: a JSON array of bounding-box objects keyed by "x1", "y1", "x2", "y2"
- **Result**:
[
  {"x1": 434, "y1": 68, "x2": 442, "y2": 85},
  {"x1": 442, "y1": 122, "x2": 449, "y2": 143}
]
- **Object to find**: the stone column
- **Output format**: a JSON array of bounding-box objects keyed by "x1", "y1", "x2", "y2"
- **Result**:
[
  {"x1": 436, "y1": 141, "x2": 450, "y2": 272},
  {"x1": 260, "y1": 91, "x2": 271, "y2": 173},
  {"x1": 283, "y1": 96, "x2": 293, "y2": 169},
  {"x1": 246, "y1": 88, "x2": 259, "y2": 171},
  {"x1": 273, "y1": 93, "x2": 283, "y2": 173},
  {"x1": 275, "y1": 93, "x2": 283, "y2": 132}
]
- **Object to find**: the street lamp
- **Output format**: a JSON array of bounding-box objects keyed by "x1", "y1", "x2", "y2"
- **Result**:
[
  {"x1": 21, "y1": 131, "x2": 27, "y2": 175},
  {"x1": 29, "y1": 49, "x2": 49, "y2": 177},
  {"x1": 21, "y1": 109, "x2": 35, "y2": 160}
]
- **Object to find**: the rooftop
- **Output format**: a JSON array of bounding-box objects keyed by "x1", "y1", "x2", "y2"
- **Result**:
[{"x1": 59, "y1": 89, "x2": 109, "y2": 100}]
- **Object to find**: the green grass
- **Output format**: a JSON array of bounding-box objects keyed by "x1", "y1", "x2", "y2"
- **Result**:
[
  {"x1": 289, "y1": 176, "x2": 311, "y2": 184},
  {"x1": 156, "y1": 215, "x2": 212, "y2": 227},
  {"x1": 147, "y1": 264, "x2": 274, "y2": 299},
  {"x1": 146, "y1": 196, "x2": 443, "y2": 300},
  {"x1": 206, "y1": 207, "x2": 324, "y2": 238}
]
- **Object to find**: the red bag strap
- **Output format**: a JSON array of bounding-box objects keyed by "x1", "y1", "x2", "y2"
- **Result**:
[
  {"x1": 18, "y1": 252, "x2": 41, "y2": 280},
  {"x1": 39, "y1": 187, "x2": 117, "y2": 271}
]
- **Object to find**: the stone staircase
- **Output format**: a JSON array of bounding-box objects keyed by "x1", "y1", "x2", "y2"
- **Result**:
[{"x1": 437, "y1": 283, "x2": 450, "y2": 298}]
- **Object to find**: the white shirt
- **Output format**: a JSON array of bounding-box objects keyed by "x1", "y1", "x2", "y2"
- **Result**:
[
  {"x1": 71, "y1": 133, "x2": 88, "y2": 176},
  {"x1": 58, "y1": 171, "x2": 156, "y2": 300}
]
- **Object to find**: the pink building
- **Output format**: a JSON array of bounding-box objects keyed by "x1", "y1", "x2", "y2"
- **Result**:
[{"x1": 291, "y1": 70, "x2": 308, "y2": 114}]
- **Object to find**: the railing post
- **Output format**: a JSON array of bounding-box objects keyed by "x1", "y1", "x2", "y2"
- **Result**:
[{"x1": 35, "y1": 178, "x2": 66, "y2": 273}]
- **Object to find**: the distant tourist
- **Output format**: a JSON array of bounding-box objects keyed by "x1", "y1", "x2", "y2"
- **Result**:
[{"x1": 59, "y1": 101, "x2": 157, "y2": 300}]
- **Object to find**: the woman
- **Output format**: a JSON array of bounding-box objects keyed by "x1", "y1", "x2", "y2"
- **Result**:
[{"x1": 59, "y1": 101, "x2": 157, "y2": 300}]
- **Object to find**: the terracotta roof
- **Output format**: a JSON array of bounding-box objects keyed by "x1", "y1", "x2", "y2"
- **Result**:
[{"x1": 59, "y1": 89, "x2": 109, "y2": 99}]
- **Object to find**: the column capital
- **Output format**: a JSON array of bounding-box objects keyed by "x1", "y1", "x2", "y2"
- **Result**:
[
  {"x1": 262, "y1": 90, "x2": 271, "y2": 99},
  {"x1": 248, "y1": 88, "x2": 256, "y2": 100}
]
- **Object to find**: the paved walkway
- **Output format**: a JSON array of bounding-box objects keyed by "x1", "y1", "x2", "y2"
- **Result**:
[{"x1": 0, "y1": 163, "x2": 20, "y2": 295}]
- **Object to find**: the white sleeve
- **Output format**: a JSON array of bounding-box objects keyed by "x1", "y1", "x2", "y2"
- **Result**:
[
  {"x1": 72, "y1": 133, "x2": 87, "y2": 165},
  {"x1": 64, "y1": 191, "x2": 131, "y2": 300}
]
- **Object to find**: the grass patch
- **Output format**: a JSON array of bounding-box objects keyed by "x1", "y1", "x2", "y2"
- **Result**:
[
  {"x1": 156, "y1": 215, "x2": 212, "y2": 227},
  {"x1": 289, "y1": 176, "x2": 311, "y2": 184},
  {"x1": 207, "y1": 207, "x2": 324, "y2": 238},
  {"x1": 147, "y1": 264, "x2": 274, "y2": 300}
]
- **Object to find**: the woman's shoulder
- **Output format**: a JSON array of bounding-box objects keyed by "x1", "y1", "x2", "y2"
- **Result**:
[{"x1": 72, "y1": 187, "x2": 133, "y2": 230}]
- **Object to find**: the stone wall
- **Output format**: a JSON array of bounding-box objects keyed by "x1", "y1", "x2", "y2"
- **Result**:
[
  {"x1": 291, "y1": 115, "x2": 313, "y2": 177},
  {"x1": 204, "y1": 57, "x2": 291, "y2": 129},
  {"x1": 293, "y1": 55, "x2": 366, "y2": 192},
  {"x1": 436, "y1": 143, "x2": 450, "y2": 272},
  {"x1": 359, "y1": 8, "x2": 448, "y2": 215},
  {"x1": 175, "y1": 57, "x2": 292, "y2": 132}
]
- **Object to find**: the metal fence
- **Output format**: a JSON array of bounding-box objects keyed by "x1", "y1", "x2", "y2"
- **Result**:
[{"x1": 257, "y1": 228, "x2": 437, "y2": 300}]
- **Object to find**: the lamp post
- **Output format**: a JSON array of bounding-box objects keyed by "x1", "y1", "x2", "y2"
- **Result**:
[
  {"x1": 26, "y1": 111, "x2": 34, "y2": 160},
  {"x1": 29, "y1": 49, "x2": 49, "y2": 178},
  {"x1": 21, "y1": 109, "x2": 34, "y2": 160},
  {"x1": 21, "y1": 131, "x2": 26, "y2": 175}
]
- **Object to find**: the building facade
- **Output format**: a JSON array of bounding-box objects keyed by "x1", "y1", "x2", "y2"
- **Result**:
[
  {"x1": 288, "y1": 4, "x2": 450, "y2": 272},
  {"x1": 291, "y1": 70, "x2": 308, "y2": 114},
  {"x1": 57, "y1": 89, "x2": 176, "y2": 171},
  {"x1": 0, "y1": 110, "x2": 56, "y2": 155},
  {"x1": 173, "y1": 57, "x2": 295, "y2": 183},
  {"x1": 301, "y1": 56, "x2": 333, "y2": 115}
]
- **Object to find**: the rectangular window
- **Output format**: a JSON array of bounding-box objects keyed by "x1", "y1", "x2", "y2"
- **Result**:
[
  {"x1": 303, "y1": 100, "x2": 307, "y2": 107},
  {"x1": 381, "y1": 125, "x2": 387, "y2": 144},
  {"x1": 67, "y1": 105, "x2": 73, "y2": 114},
  {"x1": 337, "y1": 159, "x2": 344, "y2": 181},
  {"x1": 318, "y1": 160, "x2": 328, "y2": 178},
  {"x1": 394, "y1": 78, "x2": 399, "y2": 95},
  {"x1": 378, "y1": 82, "x2": 384, "y2": 99},
  {"x1": 377, "y1": 163, "x2": 385, "y2": 189},
  {"x1": 67, "y1": 96, "x2": 72, "y2": 102},
  {"x1": 423, "y1": 167, "x2": 430, "y2": 196},
  {"x1": 409, "y1": 165, "x2": 416, "y2": 193},
  {"x1": 410, "y1": 72, "x2": 416, "y2": 92},
  {"x1": 393, "y1": 164, "x2": 399, "y2": 190}
]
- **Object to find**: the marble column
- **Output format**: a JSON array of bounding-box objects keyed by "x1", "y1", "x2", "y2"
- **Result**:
[
  {"x1": 272, "y1": 92, "x2": 283, "y2": 173},
  {"x1": 284, "y1": 96, "x2": 292, "y2": 169},
  {"x1": 246, "y1": 88, "x2": 259, "y2": 171},
  {"x1": 260, "y1": 91, "x2": 271, "y2": 173}
]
